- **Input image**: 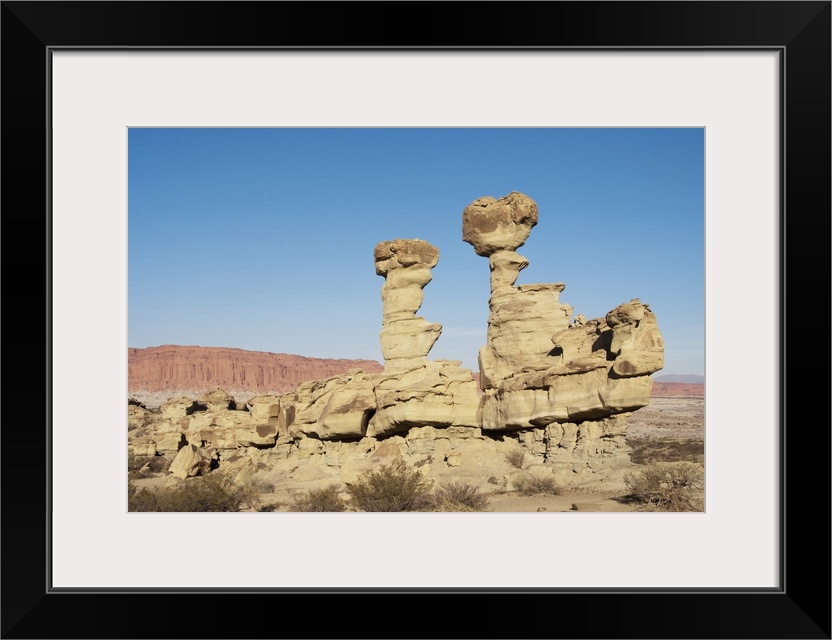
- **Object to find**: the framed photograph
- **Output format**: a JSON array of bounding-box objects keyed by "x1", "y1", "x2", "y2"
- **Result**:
[{"x1": 3, "y1": 2, "x2": 829, "y2": 638}]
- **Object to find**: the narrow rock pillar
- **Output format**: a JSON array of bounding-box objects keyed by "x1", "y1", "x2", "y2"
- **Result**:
[{"x1": 374, "y1": 239, "x2": 442, "y2": 372}]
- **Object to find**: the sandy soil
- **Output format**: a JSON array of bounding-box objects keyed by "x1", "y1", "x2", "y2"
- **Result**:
[
  {"x1": 627, "y1": 397, "x2": 705, "y2": 442},
  {"x1": 482, "y1": 490, "x2": 636, "y2": 512}
]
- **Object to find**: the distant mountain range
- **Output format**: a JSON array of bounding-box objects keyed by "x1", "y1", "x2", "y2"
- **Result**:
[{"x1": 654, "y1": 374, "x2": 705, "y2": 384}]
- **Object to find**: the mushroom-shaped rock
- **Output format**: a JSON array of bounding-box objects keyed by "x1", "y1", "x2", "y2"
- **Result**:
[
  {"x1": 375, "y1": 238, "x2": 444, "y2": 369},
  {"x1": 462, "y1": 191, "x2": 539, "y2": 256},
  {"x1": 374, "y1": 238, "x2": 439, "y2": 275},
  {"x1": 375, "y1": 239, "x2": 440, "y2": 322}
]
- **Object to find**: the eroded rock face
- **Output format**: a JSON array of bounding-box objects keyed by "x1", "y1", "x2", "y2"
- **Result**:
[
  {"x1": 462, "y1": 193, "x2": 575, "y2": 388},
  {"x1": 375, "y1": 239, "x2": 442, "y2": 370},
  {"x1": 465, "y1": 191, "x2": 664, "y2": 480},
  {"x1": 246, "y1": 395, "x2": 282, "y2": 423},
  {"x1": 282, "y1": 370, "x2": 377, "y2": 440},
  {"x1": 477, "y1": 299, "x2": 664, "y2": 429},
  {"x1": 543, "y1": 413, "x2": 633, "y2": 474},
  {"x1": 370, "y1": 360, "x2": 480, "y2": 437},
  {"x1": 280, "y1": 240, "x2": 480, "y2": 441},
  {"x1": 370, "y1": 238, "x2": 480, "y2": 435},
  {"x1": 169, "y1": 444, "x2": 215, "y2": 479},
  {"x1": 462, "y1": 191, "x2": 538, "y2": 257},
  {"x1": 198, "y1": 389, "x2": 236, "y2": 412},
  {"x1": 160, "y1": 396, "x2": 203, "y2": 421},
  {"x1": 128, "y1": 404, "x2": 153, "y2": 431},
  {"x1": 478, "y1": 283, "x2": 574, "y2": 388}
]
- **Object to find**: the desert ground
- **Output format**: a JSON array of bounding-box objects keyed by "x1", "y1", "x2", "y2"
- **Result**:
[{"x1": 129, "y1": 395, "x2": 704, "y2": 513}]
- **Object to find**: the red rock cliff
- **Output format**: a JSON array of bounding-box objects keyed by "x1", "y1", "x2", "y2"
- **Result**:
[{"x1": 128, "y1": 345, "x2": 383, "y2": 395}]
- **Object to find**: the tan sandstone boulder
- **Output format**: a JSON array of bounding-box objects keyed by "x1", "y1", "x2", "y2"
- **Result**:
[
  {"x1": 370, "y1": 361, "x2": 480, "y2": 437},
  {"x1": 246, "y1": 395, "x2": 282, "y2": 423},
  {"x1": 128, "y1": 404, "x2": 153, "y2": 431},
  {"x1": 160, "y1": 396, "x2": 204, "y2": 421},
  {"x1": 169, "y1": 444, "x2": 215, "y2": 479},
  {"x1": 283, "y1": 370, "x2": 376, "y2": 440},
  {"x1": 462, "y1": 191, "x2": 538, "y2": 257},
  {"x1": 197, "y1": 388, "x2": 237, "y2": 412}
]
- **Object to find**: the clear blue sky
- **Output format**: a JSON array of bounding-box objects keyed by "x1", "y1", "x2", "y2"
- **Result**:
[{"x1": 128, "y1": 128, "x2": 704, "y2": 376}]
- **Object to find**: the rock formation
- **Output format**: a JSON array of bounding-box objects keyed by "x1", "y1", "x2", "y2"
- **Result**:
[
  {"x1": 282, "y1": 369, "x2": 377, "y2": 440},
  {"x1": 464, "y1": 191, "x2": 664, "y2": 471},
  {"x1": 375, "y1": 239, "x2": 442, "y2": 370},
  {"x1": 462, "y1": 192, "x2": 574, "y2": 387},
  {"x1": 369, "y1": 239, "x2": 480, "y2": 437},
  {"x1": 128, "y1": 190, "x2": 664, "y2": 493},
  {"x1": 170, "y1": 443, "x2": 215, "y2": 479},
  {"x1": 278, "y1": 238, "x2": 481, "y2": 441}
]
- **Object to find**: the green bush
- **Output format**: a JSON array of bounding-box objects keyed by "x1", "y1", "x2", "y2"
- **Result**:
[
  {"x1": 346, "y1": 464, "x2": 434, "y2": 512},
  {"x1": 512, "y1": 474, "x2": 562, "y2": 496},
  {"x1": 128, "y1": 473, "x2": 255, "y2": 512},
  {"x1": 292, "y1": 485, "x2": 348, "y2": 512},
  {"x1": 624, "y1": 461, "x2": 704, "y2": 512},
  {"x1": 433, "y1": 481, "x2": 488, "y2": 511}
]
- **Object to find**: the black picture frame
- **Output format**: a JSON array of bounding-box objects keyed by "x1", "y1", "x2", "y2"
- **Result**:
[{"x1": 2, "y1": 2, "x2": 829, "y2": 638}]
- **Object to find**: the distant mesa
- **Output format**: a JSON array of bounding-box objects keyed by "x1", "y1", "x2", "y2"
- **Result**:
[
  {"x1": 654, "y1": 374, "x2": 704, "y2": 384},
  {"x1": 128, "y1": 345, "x2": 383, "y2": 404},
  {"x1": 652, "y1": 374, "x2": 704, "y2": 397},
  {"x1": 651, "y1": 382, "x2": 704, "y2": 398}
]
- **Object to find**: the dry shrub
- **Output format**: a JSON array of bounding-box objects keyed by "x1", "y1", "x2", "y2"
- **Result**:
[
  {"x1": 249, "y1": 474, "x2": 276, "y2": 494},
  {"x1": 128, "y1": 473, "x2": 254, "y2": 512},
  {"x1": 624, "y1": 461, "x2": 704, "y2": 512},
  {"x1": 127, "y1": 454, "x2": 171, "y2": 474},
  {"x1": 627, "y1": 437, "x2": 705, "y2": 465},
  {"x1": 292, "y1": 485, "x2": 348, "y2": 512},
  {"x1": 433, "y1": 481, "x2": 488, "y2": 511},
  {"x1": 127, "y1": 453, "x2": 144, "y2": 471},
  {"x1": 505, "y1": 449, "x2": 526, "y2": 469},
  {"x1": 512, "y1": 474, "x2": 562, "y2": 496},
  {"x1": 346, "y1": 464, "x2": 434, "y2": 512}
]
